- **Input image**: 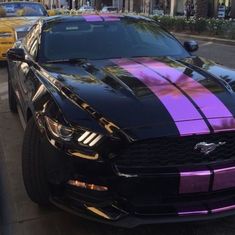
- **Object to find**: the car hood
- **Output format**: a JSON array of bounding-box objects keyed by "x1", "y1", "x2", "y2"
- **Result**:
[
  {"x1": 41, "y1": 56, "x2": 235, "y2": 139},
  {"x1": 0, "y1": 17, "x2": 39, "y2": 31}
]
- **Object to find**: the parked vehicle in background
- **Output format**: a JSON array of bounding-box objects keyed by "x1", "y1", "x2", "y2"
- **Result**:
[
  {"x1": 101, "y1": 6, "x2": 118, "y2": 13},
  {"x1": 7, "y1": 14, "x2": 235, "y2": 228},
  {"x1": 0, "y1": 1, "x2": 48, "y2": 61},
  {"x1": 78, "y1": 5, "x2": 94, "y2": 13},
  {"x1": 152, "y1": 9, "x2": 164, "y2": 16}
]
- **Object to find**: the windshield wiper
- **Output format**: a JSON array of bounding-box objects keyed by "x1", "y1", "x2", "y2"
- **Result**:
[{"x1": 45, "y1": 58, "x2": 88, "y2": 64}]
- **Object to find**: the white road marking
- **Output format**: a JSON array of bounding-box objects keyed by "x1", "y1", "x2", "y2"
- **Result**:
[{"x1": 200, "y1": 42, "x2": 213, "y2": 47}]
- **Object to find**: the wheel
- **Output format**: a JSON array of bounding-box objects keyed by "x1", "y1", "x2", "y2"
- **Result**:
[
  {"x1": 22, "y1": 117, "x2": 50, "y2": 205},
  {"x1": 8, "y1": 66, "x2": 18, "y2": 113}
]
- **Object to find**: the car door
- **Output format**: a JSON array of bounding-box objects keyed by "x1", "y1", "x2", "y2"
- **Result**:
[{"x1": 16, "y1": 23, "x2": 41, "y2": 119}]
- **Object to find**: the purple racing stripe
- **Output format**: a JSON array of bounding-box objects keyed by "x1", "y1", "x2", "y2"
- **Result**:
[
  {"x1": 100, "y1": 14, "x2": 121, "y2": 21},
  {"x1": 83, "y1": 15, "x2": 103, "y2": 22},
  {"x1": 209, "y1": 117, "x2": 235, "y2": 133},
  {"x1": 211, "y1": 204, "x2": 235, "y2": 213},
  {"x1": 213, "y1": 165, "x2": 235, "y2": 191},
  {"x1": 179, "y1": 170, "x2": 211, "y2": 194},
  {"x1": 178, "y1": 210, "x2": 208, "y2": 216},
  {"x1": 136, "y1": 58, "x2": 235, "y2": 132},
  {"x1": 112, "y1": 58, "x2": 210, "y2": 136}
]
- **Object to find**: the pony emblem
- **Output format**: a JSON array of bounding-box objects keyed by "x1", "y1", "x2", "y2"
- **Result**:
[{"x1": 194, "y1": 142, "x2": 226, "y2": 155}]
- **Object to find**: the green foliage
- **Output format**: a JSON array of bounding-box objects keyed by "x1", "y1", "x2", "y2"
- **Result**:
[{"x1": 153, "y1": 15, "x2": 234, "y2": 39}]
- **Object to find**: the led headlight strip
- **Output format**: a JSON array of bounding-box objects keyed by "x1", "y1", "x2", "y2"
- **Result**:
[
  {"x1": 78, "y1": 131, "x2": 103, "y2": 147},
  {"x1": 45, "y1": 116, "x2": 102, "y2": 147}
]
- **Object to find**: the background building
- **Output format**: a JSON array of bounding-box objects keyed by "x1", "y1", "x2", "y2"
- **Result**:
[
  {"x1": 169, "y1": 0, "x2": 234, "y2": 18},
  {"x1": 0, "y1": 0, "x2": 234, "y2": 17}
]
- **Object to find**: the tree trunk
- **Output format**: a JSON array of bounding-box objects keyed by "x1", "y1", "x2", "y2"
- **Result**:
[
  {"x1": 95, "y1": 0, "x2": 102, "y2": 10},
  {"x1": 231, "y1": 2, "x2": 235, "y2": 18},
  {"x1": 195, "y1": 0, "x2": 208, "y2": 18}
]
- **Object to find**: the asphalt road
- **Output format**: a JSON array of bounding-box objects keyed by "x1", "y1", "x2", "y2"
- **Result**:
[{"x1": 0, "y1": 40, "x2": 235, "y2": 235}]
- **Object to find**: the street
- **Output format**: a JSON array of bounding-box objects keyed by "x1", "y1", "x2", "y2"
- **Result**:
[{"x1": 0, "y1": 40, "x2": 235, "y2": 235}]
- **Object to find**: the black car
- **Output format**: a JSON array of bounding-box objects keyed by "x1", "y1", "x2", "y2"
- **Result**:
[{"x1": 7, "y1": 14, "x2": 235, "y2": 227}]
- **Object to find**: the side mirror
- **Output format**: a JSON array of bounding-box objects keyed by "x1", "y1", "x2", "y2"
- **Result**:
[
  {"x1": 184, "y1": 40, "x2": 199, "y2": 52},
  {"x1": 7, "y1": 48, "x2": 26, "y2": 62}
]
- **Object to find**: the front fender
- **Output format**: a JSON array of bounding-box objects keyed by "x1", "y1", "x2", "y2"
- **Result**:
[{"x1": 29, "y1": 68, "x2": 105, "y2": 134}]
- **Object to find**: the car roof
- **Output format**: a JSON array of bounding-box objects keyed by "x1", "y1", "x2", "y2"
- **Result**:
[{"x1": 42, "y1": 14, "x2": 154, "y2": 24}]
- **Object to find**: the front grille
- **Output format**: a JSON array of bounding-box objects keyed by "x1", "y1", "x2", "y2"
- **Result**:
[{"x1": 114, "y1": 132, "x2": 235, "y2": 170}]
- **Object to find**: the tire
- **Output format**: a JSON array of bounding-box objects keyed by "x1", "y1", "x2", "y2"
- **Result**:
[
  {"x1": 22, "y1": 117, "x2": 50, "y2": 205},
  {"x1": 8, "y1": 66, "x2": 18, "y2": 113}
]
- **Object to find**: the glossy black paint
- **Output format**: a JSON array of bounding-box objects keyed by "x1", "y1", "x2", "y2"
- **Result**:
[
  {"x1": 7, "y1": 15, "x2": 235, "y2": 227},
  {"x1": 7, "y1": 48, "x2": 26, "y2": 62}
]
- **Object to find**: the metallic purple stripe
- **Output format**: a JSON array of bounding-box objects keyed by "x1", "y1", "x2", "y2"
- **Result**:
[
  {"x1": 211, "y1": 204, "x2": 235, "y2": 213},
  {"x1": 100, "y1": 14, "x2": 121, "y2": 21},
  {"x1": 213, "y1": 165, "x2": 235, "y2": 191},
  {"x1": 178, "y1": 210, "x2": 208, "y2": 216},
  {"x1": 136, "y1": 58, "x2": 235, "y2": 131},
  {"x1": 209, "y1": 117, "x2": 235, "y2": 133},
  {"x1": 176, "y1": 120, "x2": 211, "y2": 136},
  {"x1": 179, "y1": 170, "x2": 211, "y2": 194},
  {"x1": 83, "y1": 15, "x2": 103, "y2": 22},
  {"x1": 112, "y1": 58, "x2": 210, "y2": 136}
]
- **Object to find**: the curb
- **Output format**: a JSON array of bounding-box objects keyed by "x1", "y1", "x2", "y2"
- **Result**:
[{"x1": 173, "y1": 33, "x2": 235, "y2": 46}]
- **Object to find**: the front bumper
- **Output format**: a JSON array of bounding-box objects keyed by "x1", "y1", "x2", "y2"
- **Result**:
[
  {"x1": 49, "y1": 169, "x2": 235, "y2": 228},
  {"x1": 41, "y1": 133, "x2": 235, "y2": 227},
  {"x1": 51, "y1": 196, "x2": 235, "y2": 228}
]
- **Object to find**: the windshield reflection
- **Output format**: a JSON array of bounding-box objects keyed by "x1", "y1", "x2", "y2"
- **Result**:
[{"x1": 0, "y1": 3, "x2": 47, "y2": 17}]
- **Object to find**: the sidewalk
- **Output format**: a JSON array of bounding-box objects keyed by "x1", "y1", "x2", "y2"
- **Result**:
[{"x1": 173, "y1": 32, "x2": 235, "y2": 46}]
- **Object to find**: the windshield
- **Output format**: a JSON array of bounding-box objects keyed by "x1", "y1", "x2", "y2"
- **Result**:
[
  {"x1": 0, "y1": 3, "x2": 47, "y2": 17},
  {"x1": 40, "y1": 18, "x2": 189, "y2": 62}
]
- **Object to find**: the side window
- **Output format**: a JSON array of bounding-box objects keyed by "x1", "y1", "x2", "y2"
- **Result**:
[{"x1": 24, "y1": 23, "x2": 41, "y2": 59}]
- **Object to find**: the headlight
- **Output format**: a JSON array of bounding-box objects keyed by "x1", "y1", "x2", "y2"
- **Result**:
[
  {"x1": 45, "y1": 116, "x2": 103, "y2": 147},
  {"x1": 0, "y1": 32, "x2": 13, "y2": 38},
  {"x1": 45, "y1": 116, "x2": 74, "y2": 141}
]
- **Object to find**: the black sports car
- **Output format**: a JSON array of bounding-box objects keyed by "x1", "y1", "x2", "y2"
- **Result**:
[{"x1": 7, "y1": 14, "x2": 235, "y2": 227}]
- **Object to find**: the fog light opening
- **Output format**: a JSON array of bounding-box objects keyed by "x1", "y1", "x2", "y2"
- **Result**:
[
  {"x1": 68, "y1": 150, "x2": 99, "y2": 160},
  {"x1": 68, "y1": 180, "x2": 108, "y2": 191},
  {"x1": 86, "y1": 206, "x2": 110, "y2": 220}
]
